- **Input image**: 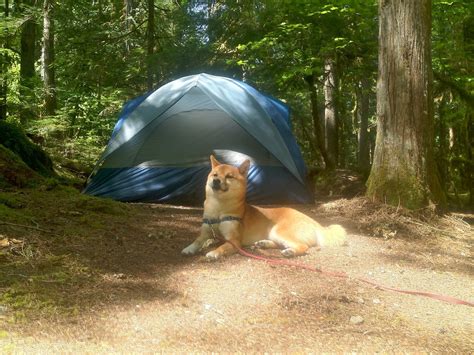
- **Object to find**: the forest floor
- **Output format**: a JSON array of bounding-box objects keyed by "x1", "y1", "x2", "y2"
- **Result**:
[{"x1": 0, "y1": 174, "x2": 473, "y2": 353}]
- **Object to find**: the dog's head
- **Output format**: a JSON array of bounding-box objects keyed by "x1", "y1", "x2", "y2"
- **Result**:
[{"x1": 206, "y1": 155, "x2": 250, "y2": 199}]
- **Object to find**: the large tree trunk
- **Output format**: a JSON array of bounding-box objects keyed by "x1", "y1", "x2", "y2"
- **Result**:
[
  {"x1": 305, "y1": 74, "x2": 331, "y2": 169},
  {"x1": 324, "y1": 58, "x2": 338, "y2": 169},
  {"x1": 41, "y1": 0, "x2": 56, "y2": 115},
  {"x1": 146, "y1": 0, "x2": 155, "y2": 91},
  {"x1": 367, "y1": 0, "x2": 444, "y2": 209},
  {"x1": 20, "y1": 0, "x2": 37, "y2": 123},
  {"x1": 357, "y1": 77, "x2": 371, "y2": 175}
]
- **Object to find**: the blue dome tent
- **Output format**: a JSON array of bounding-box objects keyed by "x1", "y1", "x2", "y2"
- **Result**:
[{"x1": 83, "y1": 73, "x2": 312, "y2": 204}]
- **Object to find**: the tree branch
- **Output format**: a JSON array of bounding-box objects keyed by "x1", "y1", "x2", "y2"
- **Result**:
[{"x1": 434, "y1": 72, "x2": 474, "y2": 108}]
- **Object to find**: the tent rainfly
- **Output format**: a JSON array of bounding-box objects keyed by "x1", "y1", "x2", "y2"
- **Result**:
[{"x1": 83, "y1": 73, "x2": 312, "y2": 204}]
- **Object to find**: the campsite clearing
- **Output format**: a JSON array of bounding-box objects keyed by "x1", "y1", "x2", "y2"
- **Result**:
[{"x1": 0, "y1": 187, "x2": 472, "y2": 352}]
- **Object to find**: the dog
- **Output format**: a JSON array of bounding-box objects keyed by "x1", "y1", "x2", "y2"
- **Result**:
[{"x1": 181, "y1": 156, "x2": 347, "y2": 260}]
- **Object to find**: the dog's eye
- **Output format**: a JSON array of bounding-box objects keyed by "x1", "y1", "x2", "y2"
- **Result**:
[{"x1": 226, "y1": 174, "x2": 234, "y2": 179}]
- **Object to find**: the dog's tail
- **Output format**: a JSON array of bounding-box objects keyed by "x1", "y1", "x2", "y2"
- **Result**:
[{"x1": 318, "y1": 224, "x2": 347, "y2": 247}]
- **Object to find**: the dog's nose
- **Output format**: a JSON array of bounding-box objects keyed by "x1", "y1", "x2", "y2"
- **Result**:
[{"x1": 212, "y1": 178, "x2": 221, "y2": 189}]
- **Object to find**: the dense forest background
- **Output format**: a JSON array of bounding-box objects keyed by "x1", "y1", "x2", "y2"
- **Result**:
[{"x1": 1, "y1": 0, "x2": 473, "y2": 208}]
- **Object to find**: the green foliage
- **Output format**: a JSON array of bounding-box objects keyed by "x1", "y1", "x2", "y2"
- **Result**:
[{"x1": 432, "y1": 0, "x2": 473, "y2": 206}]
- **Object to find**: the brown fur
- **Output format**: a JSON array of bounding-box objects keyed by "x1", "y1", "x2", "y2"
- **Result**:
[{"x1": 181, "y1": 156, "x2": 347, "y2": 260}]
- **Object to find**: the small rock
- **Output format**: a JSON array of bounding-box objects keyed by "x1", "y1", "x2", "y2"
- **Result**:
[
  {"x1": 67, "y1": 211, "x2": 82, "y2": 216},
  {"x1": 373, "y1": 298, "x2": 381, "y2": 304},
  {"x1": 350, "y1": 315, "x2": 364, "y2": 325},
  {"x1": 356, "y1": 297, "x2": 365, "y2": 304},
  {"x1": 0, "y1": 305, "x2": 8, "y2": 314},
  {"x1": 339, "y1": 295, "x2": 350, "y2": 303},
  {"x1": 0, "y1": 238, "x2": 9, "y2": 248}
]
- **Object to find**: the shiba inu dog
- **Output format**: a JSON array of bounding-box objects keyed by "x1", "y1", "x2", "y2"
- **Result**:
[{"x1": 181, "y1": 156, "x2": 347, "y2": 260}]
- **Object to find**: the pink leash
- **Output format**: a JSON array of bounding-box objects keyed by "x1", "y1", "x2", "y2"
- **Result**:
[{"x1": 226, "y1": 239, "x2": 474, "y2": 307}]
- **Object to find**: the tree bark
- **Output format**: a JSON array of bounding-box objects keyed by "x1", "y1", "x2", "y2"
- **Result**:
[
  {"x1": 305, "y1": 74, "x2": 331, "y2": 169},
  {"x1": 367, "y1": 0, "x2": 445, "y2": 209},
  {"x1": 467, "y1": 112, "x2": 473, "y2": 207},
  {"x1": 357, "y1": 77, "x2": 371, "y2": 175},
  {"x1": 436, "y1": 95, "x2": 448, "y2": 190},
  {"x1": 0, "y1": 0, "x2": 9, "y2": 120},
  {"x1": 146, "y1": 0, "x2": 155, "y2": 91},
  {"x1": 324, "y1": 58, "x2": 338, "y2": 169},
  {"x1": 0, "y1": 60, "x2": 6, "y2": 120},
  {"x1": 123, "y1": 0, "x2": 134, "y2": 52},
  {"x1": 41, "y1": 0, "x2": 56, "y2": 115},
  {"x1": 20, "y1": 0, "x2": 37, "y2": 123}
]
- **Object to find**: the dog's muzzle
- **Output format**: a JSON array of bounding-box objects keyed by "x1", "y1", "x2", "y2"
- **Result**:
[
  {"x1": 212, "y1": 178, "x2": 221, "y2": 190},
  {"x1": 211, "y1": 178, "x2": 228, "y2": 192}
]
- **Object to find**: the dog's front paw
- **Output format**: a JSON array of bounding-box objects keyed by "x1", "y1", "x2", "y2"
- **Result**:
[
  {"x1": 281, "y1": 248, "x2": 296, "y2": 258},
  {"x1": 181, "y1": 243, "x2": 199, "y2": 256},
  {"x1": 254, "y1": 240, "x2": 275, "y2": 249},
  {"x1": 205, "y1": 250, "x2": 222, "y2": 261}
]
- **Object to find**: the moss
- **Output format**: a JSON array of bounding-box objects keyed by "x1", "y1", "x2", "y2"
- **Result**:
[
  {"x1": 0, "y1": 144, "x2": 44, "y2": 188},
  {"x1": 74, "y1": 196, "x2": 128, "y2": 215},
  {"x1": 366, "y1": 165, "x2": 428, "y2": 210},
  {"x1": 0, "y1": 192, "x2": 27, "y2": 209},
  {"x1": 0, "y1": 121, "x2": 55, "y2": 177}
]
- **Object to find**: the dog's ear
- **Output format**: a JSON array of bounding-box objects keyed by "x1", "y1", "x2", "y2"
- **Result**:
[
  {"x1": 210, "y1": 155, "x2": 221, "y2": 169},
  {"x1": 238, "y1": 159, "x2": 250, "y2": 176}
]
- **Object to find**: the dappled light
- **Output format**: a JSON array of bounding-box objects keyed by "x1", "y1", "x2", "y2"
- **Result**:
[
  {"x1": 1, "y1": 0, "x2": 472, "y2": 352},
  {"x1": 0, "y1": 187, "x2": 472, "y2": 352}
]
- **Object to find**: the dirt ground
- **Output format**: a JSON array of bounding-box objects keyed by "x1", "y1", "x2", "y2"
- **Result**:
[{"x1": 0, "y1": 187, "x2": 473, "y2": 353}]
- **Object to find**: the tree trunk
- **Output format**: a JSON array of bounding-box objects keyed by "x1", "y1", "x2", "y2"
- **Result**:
[
  {"x1": 0, "y1": 0, "x2": 9, "y2": 120},
  {"x1": 20, "y1": 0, "x2": 37, "y2": 123},
  {"x1": 124, "y1": 0, "x2": 134, "y2": 52},
  {"x1": 305, "y1": 74, "x2": 331, "y2": 169},
  {"x1": 357, "y1": 77, "x2": 371, "y2": 175},
  {"x1": 0, "y1": 60, "x2": 6, "y2": 120},
  {"x1": 467, "y1": 112, "x2": 473, "y2": 208},
  {"x1": 436, "y1": 95, "x2": 448, "y2": 191},
  {"x1": 324, "y1": 58, "x2": 338, "y2": 169},
  {"x1": 146, "y1": 0, "x2": 155, "y2": 91},
  {"x1": 367, "y1": 0, "x2": 445, "y2": 209},
  {"x1": 41, "y1": 0, "x2": 56, "y2": 115}
]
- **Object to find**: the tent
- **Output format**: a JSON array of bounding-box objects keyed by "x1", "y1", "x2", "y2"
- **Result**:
[{"x1": 83, "y1": 73, "x2": 312, "y2": 204}]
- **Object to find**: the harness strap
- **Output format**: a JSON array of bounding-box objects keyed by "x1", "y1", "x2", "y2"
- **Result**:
[{"x1": 202, "y1": 216, "x2": 242, "y2": 225}]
